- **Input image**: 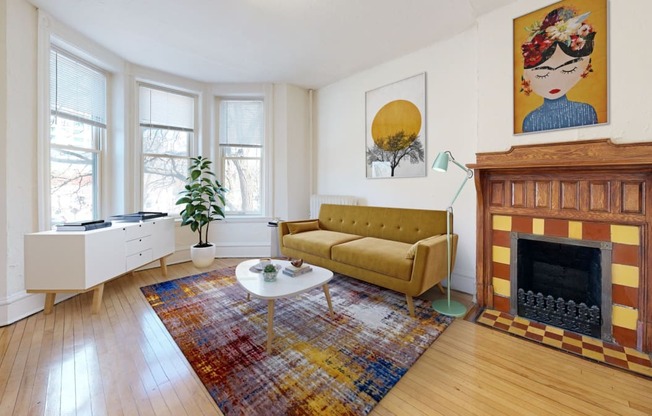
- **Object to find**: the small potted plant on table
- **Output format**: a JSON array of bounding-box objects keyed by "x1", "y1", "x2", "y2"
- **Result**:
[{"x1": 263, "y1": 264, "x2": 278, "y2": 282}]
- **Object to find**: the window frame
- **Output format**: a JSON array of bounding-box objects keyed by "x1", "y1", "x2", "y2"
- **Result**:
[
  {"x1": 47, "y1": 46, "x2": 107, "y2": 227},
  {"x1": 137, "y1": 82, "x2": 198, "y2": 217},
  {"x1": 216, "y1": 98, "x2": 266, "y2": 217}
]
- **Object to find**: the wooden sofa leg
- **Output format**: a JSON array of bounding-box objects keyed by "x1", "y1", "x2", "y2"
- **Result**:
[
  {"x1": 406, "y1": 295, "x2": 415, "y2": 317},
  {"x1": 437, "y1": 283, "x2": 446, "y2": 295}
]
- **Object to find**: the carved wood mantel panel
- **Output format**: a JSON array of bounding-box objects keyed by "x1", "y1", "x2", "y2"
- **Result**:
[{"x1": 470, "y1": 139, "x2": 652, "y2": 352}]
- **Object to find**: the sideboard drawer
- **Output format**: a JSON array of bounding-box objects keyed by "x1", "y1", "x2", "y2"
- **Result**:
[
  {"x1": 126, "y1": 235, "x2": 152, "y2": 256},
  {"x1": 123, "y1": 222, "x2": 153, "y2": 240},
  {"x1": 126, "y1": 249, "x2": 153, "y2": 271}
]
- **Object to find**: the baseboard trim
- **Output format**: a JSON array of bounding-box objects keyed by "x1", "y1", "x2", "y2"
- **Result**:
[
  {"x1": 0, "y1": 291, "x2": 75, "y2": 327},
  {"x1": 168, "y1": 244, "x2": 271, "y2": 265},
  {"x1": 442, "y1": 271, "x2": 476, "y2": 295}
]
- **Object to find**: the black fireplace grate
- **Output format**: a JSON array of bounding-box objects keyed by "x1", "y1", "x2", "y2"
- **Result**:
[{"x1": 517, "y1": 288, "x2": 601, "y2": 338}]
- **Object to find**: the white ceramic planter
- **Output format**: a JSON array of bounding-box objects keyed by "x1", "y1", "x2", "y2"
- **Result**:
[
  {"x1": 190, "y1": 243, "x2": 216, "y2": 268},
  {"x1": 263, "y1": 271, "x2": 278, "y2": 282}
]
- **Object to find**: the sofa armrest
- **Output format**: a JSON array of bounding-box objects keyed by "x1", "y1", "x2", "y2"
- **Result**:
[{"x1": 410, "y1": 233, "x2": 459, "y2": 295}]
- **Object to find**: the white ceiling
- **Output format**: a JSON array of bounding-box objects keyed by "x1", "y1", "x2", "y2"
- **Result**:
[{"x1": 29, "y1": 0, "x2": 515, "y2": 89}]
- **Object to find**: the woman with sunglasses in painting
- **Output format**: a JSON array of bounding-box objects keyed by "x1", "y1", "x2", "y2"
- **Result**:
[{"x1": 520, "y1": 7, "x2": 597, "y2": 133}]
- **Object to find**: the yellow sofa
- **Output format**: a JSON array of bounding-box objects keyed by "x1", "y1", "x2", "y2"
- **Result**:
[{"x1": 278, "y1": 204, "x2": 458, "y2": 317}]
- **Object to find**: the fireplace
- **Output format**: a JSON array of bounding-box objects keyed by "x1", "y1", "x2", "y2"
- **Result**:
[
  {"x1": 470, "y1": 139, "x2": 652, "y2": 353},
  {"x1": 510, "y1": 233, "x2": 613, "y2": 341}
]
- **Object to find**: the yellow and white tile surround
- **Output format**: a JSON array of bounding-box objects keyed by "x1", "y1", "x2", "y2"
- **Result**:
[{"x1": 490, "y1": 215, "x2": 641, "y2": 349}]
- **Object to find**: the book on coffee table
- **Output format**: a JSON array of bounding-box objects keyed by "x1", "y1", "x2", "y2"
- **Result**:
[{"x1": 282, "y1": 265, "x2": 313, "y2": 277}]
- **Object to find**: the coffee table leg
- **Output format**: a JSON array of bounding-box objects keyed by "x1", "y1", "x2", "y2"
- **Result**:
[
  {"x1": 323, "y1": 284, "x2": 334, "y2": 317},
  {"x1": 267, "y1": 299, "x2": 275, "y2": 354}
]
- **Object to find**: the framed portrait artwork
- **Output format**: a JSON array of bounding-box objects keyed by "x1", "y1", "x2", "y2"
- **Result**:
[
  {"x1": 365, "y1": 73, "x2": 426, "y2": 178},
  {"x1": 513, "y1": 0, "x2": 608, "y2": 134}
]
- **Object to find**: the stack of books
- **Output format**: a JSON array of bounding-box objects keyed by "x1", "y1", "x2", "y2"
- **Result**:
[
  {"x1": 55, "y1": 220, "x2": 112, "y2": 231},
  {"x1": 282, "y1": 264, "x2": 313, "y2": 277},
  {"x1": 108, "y1": 211, "x2": 167, "y2": 222}
]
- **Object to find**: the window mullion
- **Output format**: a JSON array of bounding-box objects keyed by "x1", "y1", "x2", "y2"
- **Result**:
[
  {"x1": 51, "y1": 141, "x2": 102, "y2": 153},
  {"x1": 142, "y1": 152, "x2": 189, "y2": 159}
]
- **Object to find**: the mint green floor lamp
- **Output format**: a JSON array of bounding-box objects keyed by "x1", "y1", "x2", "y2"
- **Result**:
[{"x1": 431, "y1": 151, "x2": 473, "y2": 317}]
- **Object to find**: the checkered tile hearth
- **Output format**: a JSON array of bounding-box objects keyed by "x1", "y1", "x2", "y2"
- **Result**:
[{"x1": 476, "y1": 309, "x2": 652, "y2": 378}]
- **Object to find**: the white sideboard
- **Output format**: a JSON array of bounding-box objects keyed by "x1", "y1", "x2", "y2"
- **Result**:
[{"x1": 24, "y1": 217, "x2": 175, "y2": 314}]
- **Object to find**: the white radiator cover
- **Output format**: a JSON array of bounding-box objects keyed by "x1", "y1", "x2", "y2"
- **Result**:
[{"x1": 310, "y1": 195, "x2": 358, "y2": 218}]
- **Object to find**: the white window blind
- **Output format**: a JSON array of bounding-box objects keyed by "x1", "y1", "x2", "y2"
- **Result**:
[
  {"x1": 50, "y1": 47, "x2": 106, "y2": 128},
  {"x1": 219, "y1": 100, "x2": 263, "y2": 145},
  {"x1": 140, "y1": 86, "x2": 194, "y2": 131}
]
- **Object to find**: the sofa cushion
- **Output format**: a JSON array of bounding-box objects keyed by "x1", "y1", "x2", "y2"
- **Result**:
[
  {"x1": 331, "y1": 237, "x2": 414, "y2": 281},
  {"x1": 282, "y1": 230, "x2": 362, "y2": 259},
  {"x1": 287, "y1": 220, "x2": 320, "y2": 234}
]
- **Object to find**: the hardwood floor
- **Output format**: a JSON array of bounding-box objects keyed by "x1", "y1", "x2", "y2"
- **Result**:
[{"x1": 1, "y1": 259, "x2": 651, "y2": 415}]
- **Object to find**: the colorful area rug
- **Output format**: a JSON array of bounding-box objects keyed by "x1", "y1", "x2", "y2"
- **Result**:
[
  {"x1": 141, "y1": 267, "x2": 453, "y2": 415},
  {"x1": 477, "y1": 309, "x2": 652, "y2": 378}
]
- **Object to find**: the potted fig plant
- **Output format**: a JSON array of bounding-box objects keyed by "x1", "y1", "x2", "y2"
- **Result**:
[{"x1": 176, "y1": 156, "x2": 227, "y2": 268}]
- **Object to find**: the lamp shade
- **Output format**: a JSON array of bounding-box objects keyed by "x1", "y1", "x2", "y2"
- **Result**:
[{"x1": 432, "y1": 152, "x2": 449, "y2": 172}]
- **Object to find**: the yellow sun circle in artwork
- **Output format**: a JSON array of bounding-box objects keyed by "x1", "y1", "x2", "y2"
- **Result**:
[{"x1": 371, "y1": 99, "x2": 422, "y2": 151}]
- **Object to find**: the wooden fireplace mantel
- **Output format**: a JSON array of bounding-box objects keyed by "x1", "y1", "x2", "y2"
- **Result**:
[
  {"x1": 469, "y1": 138, "x2": 652, "y2": 169},
  {"x1": 471, "y1": 139, "x2": 652, "y2": 352}
]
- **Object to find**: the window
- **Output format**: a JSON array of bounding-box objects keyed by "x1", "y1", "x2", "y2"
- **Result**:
[
  {"x1": 139, "y1": 85, "x2": 195, "y2": 215},
  {"x1": 218, "y1": 100, "x2": 264, "y2": 216},
  {"x1": 49, "y1": 47, "x2": 106, "y2": 226}
]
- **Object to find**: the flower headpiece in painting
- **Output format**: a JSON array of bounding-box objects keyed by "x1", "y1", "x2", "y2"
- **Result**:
[{"x1": 521, "y1": 7, "x2": 596, "y2": 69}]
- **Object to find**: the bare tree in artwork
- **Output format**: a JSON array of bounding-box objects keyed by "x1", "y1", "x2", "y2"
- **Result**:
[{"x1": 366, "y1": 131, "x2": 424, "y2": 177}]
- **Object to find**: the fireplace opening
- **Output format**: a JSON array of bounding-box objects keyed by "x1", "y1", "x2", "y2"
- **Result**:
[
  {"x1": 510, "y1": 233, "x2": 613, "y2": 341},
  {"x1": 517, "y1": 239, "x2": 601, "y2": 308}
]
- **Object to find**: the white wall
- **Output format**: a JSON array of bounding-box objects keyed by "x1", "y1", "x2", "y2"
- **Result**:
[
  {"x1": 0, "y1": 0, "x2": 8, "y2": 308},
  {"x1": 0, "y1": 0, "x2": 38, "y2": 323},
  {"x1": 274, "y1": 84, "x2": 311, "y2": 221},
  {"x1": 314, "y1": 29, "x2": 480, "y2": 294},
  {"x1": 313, "y1": 0, "x2": 652, "y2": 296},
  {"x1": 478, "y1": 0, "x2": 652, "y2": 151}
]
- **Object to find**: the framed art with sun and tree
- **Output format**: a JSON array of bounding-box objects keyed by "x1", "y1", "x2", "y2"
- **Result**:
[
  {"x1": 513, "y1": 0, "x2": 607, "y2": 135},
  {"x1": 365, "y1": 73, "x2": 426, "y2": 178}
]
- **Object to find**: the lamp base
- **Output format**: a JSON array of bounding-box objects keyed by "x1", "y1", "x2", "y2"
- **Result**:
[{"x1": 432, "y1": 299, "x2": 467, "y2": 318}]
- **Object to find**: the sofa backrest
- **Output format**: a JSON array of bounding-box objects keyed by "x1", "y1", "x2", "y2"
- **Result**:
[{"x1": 318, "y1": 204, "x2": 450, "y2": 244}]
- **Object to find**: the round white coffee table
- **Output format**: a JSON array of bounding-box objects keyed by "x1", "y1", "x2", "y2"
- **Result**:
[{"x1": 235, "y1": 259, "x2": 334, "y2": 354}]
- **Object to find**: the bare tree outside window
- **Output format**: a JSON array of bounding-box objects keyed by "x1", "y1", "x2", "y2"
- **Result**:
[
  {"x1": 142, "y1": 127, "x2": 191, "y2": 214},
  {"x1": 50, "y1": 146, "x2": 96, "y2": 224},
  {"x1": 222, "y1": 146, "x2": 261, "y2": 213}
]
